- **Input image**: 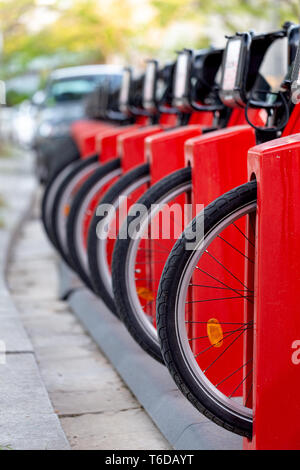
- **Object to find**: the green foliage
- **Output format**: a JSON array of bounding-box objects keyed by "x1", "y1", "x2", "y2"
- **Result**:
[
  {"x1": 151, "y1": 0, "x2": 192, "y2": 27},
  {"x1": 151, "y1": 0, "x2": 300, "y2": 30},
  {"x1": 0, "y1": 0, "x2": 299, "y2": 84},
  {"x1": 0, "y1": 0, "x2": 135, "y2": 78},
  {"x1": 5, "y1": 89, "x2": 31, "y2": 106}
]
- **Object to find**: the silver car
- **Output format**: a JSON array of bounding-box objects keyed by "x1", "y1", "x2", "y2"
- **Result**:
[{"x1": 34, "y1": 64, "x2": 122, "y2": 182}]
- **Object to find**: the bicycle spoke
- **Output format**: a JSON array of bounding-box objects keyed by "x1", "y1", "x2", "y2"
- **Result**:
[
  {"x1": 185, "y1": 294, "x2": 254, "y2": 303},
  {"x1": 202, "y1": 326, "x2": 251, "y2": 372},
  {"x1": 233, "y1": 223, "x2": 255, "y2": 247},
  {"x1": 204, "y1": 250, "x2": 249, "y2": 289},
  {"x1": 173, "y1": 198, "x2": 257, "y2": 421},
  {"x1": 195, "y1": 324, "x2": 251, "y2": 359},
  {"x1": 189, "y1": 283, "x2": 251, "y2": 292},
  {"x1": 141, "y1": 299, "x2": 154, "y2": 309},
  {"x1": 217, "y1": 234, "x2": 254, "y2": 263},
  {"x1": 228, "y1": 369, "x2": 253, "y2": 398},
  {"x1": 193, "y1": 266, "x2": 253, "y2": 297},
  {"x1": 215, "y1": 359, "x2": 253, "y2": 387},
  {"x1": 151, "y1": 239, "x2": 174, "y2": 252},
  {"x1": 189, "y1": 327, "x2": 252, "y2": 342},
  {"x1": 185, "y1": 320, "x2": 251, "y2": 325}
]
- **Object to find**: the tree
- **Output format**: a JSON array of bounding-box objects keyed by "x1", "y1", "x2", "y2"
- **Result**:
[
  {"x1": 1, "y1": 0, "x2": 299, "y2": 84},
  {"x1": 0, "y1": 0, "x2": 135, "y2": 78},
  {"x1": 151, "y1": 0, "x2": 300, "y2": 30}
]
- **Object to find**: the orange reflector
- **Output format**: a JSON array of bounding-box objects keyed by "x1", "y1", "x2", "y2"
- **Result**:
[
  {"x1": 207, "y1": 318, "x2": 223, "y2": 348},
  {"x1": 64, "y1": 204, "x2": 70, "y2": 216},
  {"x1": 136, "y1": 286, "x2": 154, "y2": 301}
]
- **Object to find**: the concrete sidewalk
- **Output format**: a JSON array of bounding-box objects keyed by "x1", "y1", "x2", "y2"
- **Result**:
[
  {"x1": 7, "y1": 188, "x2": 170, "y2": 450},
  {"x1": 0, "y1": 145, "x2": 69, "y2": 450}
]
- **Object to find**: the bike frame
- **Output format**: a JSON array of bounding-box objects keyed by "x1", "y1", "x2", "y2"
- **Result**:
[
  {"x1": 183, "y1": 105, "x2": 300, "y2": 398},
  {"x1": 244, "y1": 113, "x2": 300, "y2": 450},
  {"x1": 80, "y1": 113, "x2": 179, "y2": 249},
  {"x1": 176, "y1": 28, "x2": 297, "y2": 396},
  {"x1": 71, "y1": 119, "x2": 115, "y2": 157}
]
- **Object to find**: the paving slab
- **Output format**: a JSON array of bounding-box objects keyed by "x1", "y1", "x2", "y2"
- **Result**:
[
  {"x1": 0, "y1": 353, "x2": 58, "y2": 416},
  {"x1": 1, "y1": 411, "x2": 69, "y2": 450},
  {"x1": 8, "y1": 210, "x2": 171, "y2": 450},
  {"x1": 68, "y1": 285, "x2": 243, "y2": 450},
  {"x1": 0, "y1": 352, "x2": 69, "y2": 450},
  {"x1": 0, "y1": 148, "x2": 70, "y2": 450},
  {"x1": 61, "y1": 408, "x2": 171, "y2": 450},
  {"x1": 0, "y1": 314, "x2": 33, "y2": 352}
]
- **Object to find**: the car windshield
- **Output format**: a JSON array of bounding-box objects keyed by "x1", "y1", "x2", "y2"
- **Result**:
[{"x1": 46, "y1": 74, "x2": 121, "y2": 104}]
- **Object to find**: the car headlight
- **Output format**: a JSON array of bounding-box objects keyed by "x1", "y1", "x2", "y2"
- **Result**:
[
  {"x1": 38, "y1": 121, "x2": 70, "y2": 137},
  {"x1": 38, "y1": 122, "x2": 54, "y2": 137}
]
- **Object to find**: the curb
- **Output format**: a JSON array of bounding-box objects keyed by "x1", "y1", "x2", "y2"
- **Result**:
[
  {"x1": 0, "y1": 167, "x2": 70, "y2": 450},
  {"x1": 61, "y1": 263, "x2": 242, "y2": 450}
]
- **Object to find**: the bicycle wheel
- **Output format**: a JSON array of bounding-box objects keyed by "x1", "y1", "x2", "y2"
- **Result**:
[
  {"x1": 50, "y1": 154, "x2": 99, "y2": 266},
  {"x1": 38, "y1": 134, "x2": 80, "y2": 184},
  {"x1": 112, "y1": 167, "x2": 192, "y2": 363},
  {"x1": 157, "y1": 181, "x2": 257, "y2": 437},
  {"x1": 87, "y1": 163, "x2": 150, "y2": 314},
  {"x1": 41, "y1": 158, "x2": 79, "y2": 246},
  {"x1": 66, "y1": 159, "x2": 122, "y2": 290}
]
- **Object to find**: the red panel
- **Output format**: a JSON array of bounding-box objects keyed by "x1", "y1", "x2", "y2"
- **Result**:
[
  {"x1": 227, "y1": 108, "x2": 266, "y2": 127},
  {"x1": 71, "y1": 120, "x2": 113, "y2": 158},
  {"x1": 70, "y1": 119, "x2": 102, "y2": 139},
  {"x1": 159, "y1": 113, "x2": 178, "y2": 126},
  {"x1": 83, "y1": 122, "x2": 174, "y2": 254},
  {"x1": 245, "y1": 133, "x2": 300, "y2": 449},
  {"x1": 185, "y1": 126, "x2": 257, "y2": 394},
  {"x1": 143, "y1": 125, "x2": 206, "y2": 325},
  {"x1": 189, "y1": 111, "x2": 214, "y2": 126},
  {"x1": 81, "y1": 124, "x2": 147, "y2": 246},
  {"x1": 82, "y1": 173, "x2": 120, "y2": 249},
  {"x1": 186, "y1": 126, "x2": 256, "y2": 209},
  {"x1": 101, "y1": 126, "x2": 165, "y2": 267},
  {"x1": 282, "y1": 103, "x2": 300, "y2": 136},
  {"x1": 146, "y1": 125, "x2": 204, "y2": 183},
  {"x1": 119, "y1": 125, "x2": 163, "y2": 172},
  {"x1": 132, "y1": 108, "x2": 257, "y2": 330},
  {"x1": 70, "y1": 116, "x2": 152, "y2": 160},
  {"x1": 97, "y1": 125, "x2": 140, "y2": 163}
]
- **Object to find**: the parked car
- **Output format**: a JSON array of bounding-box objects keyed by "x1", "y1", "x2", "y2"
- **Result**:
[{"x1": 33, "y1": 64, "x2": 122, "y2": 183}]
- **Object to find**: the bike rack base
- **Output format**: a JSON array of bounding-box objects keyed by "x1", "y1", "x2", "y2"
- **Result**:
[
  {"x1": 57, "y1": 260, "x2": 83, "y2": 300},
  {"x1": 60, "y1": 262, "x2": 242, "y2": 450}
]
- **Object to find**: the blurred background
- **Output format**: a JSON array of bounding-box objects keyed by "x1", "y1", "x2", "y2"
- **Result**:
[{"x1": 0, "y1": 0, "x2": 299, "y2": 154}]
